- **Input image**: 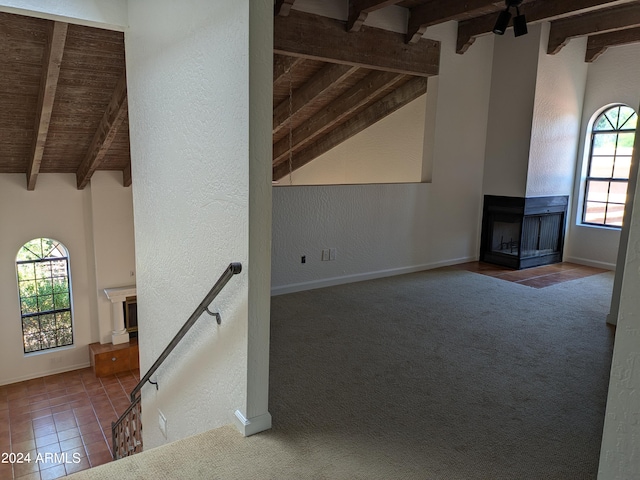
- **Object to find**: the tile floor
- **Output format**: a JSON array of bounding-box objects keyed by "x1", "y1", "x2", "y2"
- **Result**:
[
  {"x1": 0, "y1": 368, "x2": 140, "y2": 479},
  {"x1": 453, "y1": 261, "x2": 609, "y2": 288}
]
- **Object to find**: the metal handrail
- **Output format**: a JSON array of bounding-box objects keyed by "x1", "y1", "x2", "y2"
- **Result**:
[{"x1": 129, "y1": 262, "x2": 242, "y2": 402}]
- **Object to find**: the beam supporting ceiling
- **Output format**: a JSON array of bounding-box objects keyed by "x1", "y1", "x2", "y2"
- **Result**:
[
  {"x1": 274, "y1": 55, "x2": 305, "y2": 88},
  {"x1": 407, "y1": 0, "x2": 498, "y2": 44},
  {"x1": 456, "y1": 0, "x2": 636, "y2": 54},
  {"x1": 273, "y1": 76, "x2": 428, "y2": 181},
  {"x1": 347, "y1": 0, "x2": 404, "y2": 32},
  {"x1": 585, "y1": 26, "x2": 640, "y2": 61},
  {"x1": 26, "y1": 21, "x2": 68, "y2": 191},
  {"x1": 273, "y1": 63, "x2": 360, "y2": 136},
  {"x1": 275, "y1": 0, "x2": 297, "y2": 17},
  {"x1": 548, "y1": 2, "x2": 640, "y2": 54},
  {"x1": 275, "y1": 10, "x2": 440, "y2": 77},
  {"x1": 273, "y1": 71, "x2": 407, "y2": 166},
  {"x1": 76, "y1": 74, "x2": 128, "y2": 190},
  {"x1": 123, "y1": 162, "x2": 132, "y2": 187}
]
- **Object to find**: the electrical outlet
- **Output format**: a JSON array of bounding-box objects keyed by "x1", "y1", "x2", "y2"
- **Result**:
[
  {"x1": 329, "y1": 248, "x2": 336, "y2": 261},
  {"x1": 322, "y1": 249, "x2": 330, "y2": 261},
  {"x1": 158, "y1": 410, "x2": 167, "y2": 439}
]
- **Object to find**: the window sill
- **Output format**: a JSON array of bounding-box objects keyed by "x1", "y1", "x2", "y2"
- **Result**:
[
  {"x1": 24, "y1": 344, "x2": 75, "y2": 357},
  {"x1": 576, "y1": 222, "x2": 622, "y2": 232}
]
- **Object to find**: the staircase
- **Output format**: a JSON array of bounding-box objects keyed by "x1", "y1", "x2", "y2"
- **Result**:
[{"x1": 109, "y1": 263, "x2": 242, "y2": 462}]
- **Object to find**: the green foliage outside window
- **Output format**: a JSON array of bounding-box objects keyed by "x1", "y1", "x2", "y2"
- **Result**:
[{"x1": 16, "y1": 238, "x2": 73, "y2": 353}]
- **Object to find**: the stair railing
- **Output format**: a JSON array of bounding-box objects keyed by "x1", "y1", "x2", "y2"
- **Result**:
[{"x1": 111, "y1": 262, "x2": 242, "y2": 459}]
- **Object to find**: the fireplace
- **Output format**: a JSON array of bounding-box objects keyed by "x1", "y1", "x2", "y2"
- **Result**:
[
  {"x1": 124, "y1": 296, "x2": 138, "y2": 337},
  {"x1": 480, "y1": 195, "x2": 568, "y2": 269}
]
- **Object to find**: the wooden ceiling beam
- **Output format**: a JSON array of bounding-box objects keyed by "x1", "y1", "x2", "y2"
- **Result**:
[
  {"x1": 273, "y1": 55, "x2": 305, "y2": 89},
  {"x1": 457, "y1": 0, "x2": 636, "y2": 54},
  {"x1": 548, "y1": 3, "x2": 640, "y2": 54},
  {"x1": 407, "y1": 0, "x2": 498, "y2": 44},
  {"x1": 123, "y1": 161, "x2": 132, "y2": 187},
  {"x1": 26, "y1": 21, "x2": 68, "y2": 191},
  {"x1": 273, "y1": 76, "x2": 428, "y2": 181},
  {"x1": 347, "y1": 0, "x2": 404, "y2": 32},
  {"x1": 585, "y1": 26, "x2": 640, "y2": 61},
  {"x1": 273, "y1": 63, "x2": 360, "y2": 136},
  {"x1": 273, "y1": 71, "x2": 407, "y2": 166},
  {"x1": 275, "y1": 0, "x2": 297, "y2": 17},
  {"x1": 76, "y1": 74, "x2": 128, "y2": 190},
  {"x1": 275, "y1": 10, "x2": 440, "y2": 77}
]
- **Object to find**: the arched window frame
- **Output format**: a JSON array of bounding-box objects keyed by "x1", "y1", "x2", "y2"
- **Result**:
[
  {"x1": 581, "y1": 104, "x2": 637, "y2": 228},
  {"x1": 16, "y1": 238, "x2": 74, "y2": 354}
]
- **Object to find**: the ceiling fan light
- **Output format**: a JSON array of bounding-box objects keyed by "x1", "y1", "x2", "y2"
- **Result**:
[
  {"x1": 493, "y1": 9, "x2": 512, "y2": 35},
  {"x1": 513, "y1": 12, "x2": 528, "y2": 37}
]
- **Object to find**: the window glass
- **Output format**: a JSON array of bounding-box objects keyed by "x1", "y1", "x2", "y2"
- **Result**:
[
  {"x1": 16, "y1": 238, "x2": 73, "y2": 353},
  {"x1": 583, "y1": 105, "x2": 637, "y2": 228}
]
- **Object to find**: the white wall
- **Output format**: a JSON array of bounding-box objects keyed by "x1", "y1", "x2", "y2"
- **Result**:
[
  {"x1": 245, "y1": 0, "x2": 273, "y2": 433},
  {"x1": 526, "y1": 25, "x2": 587, "y2": 197},
  {"x1": 272, "y1": 21, "x2": 494, "y2": 293},
  {"x1": 292, "y1": 0, "x2": 409, "y2": 33},
  {"x1": 599, "y1": 134, "x2": 640, "y2": 478},
  {"x1": 0, "y1": 0, "x2": 127, "y2": 30},
  {"x1": 0, "y1": 174, "x2": 132, "y2": 385},
  {"x1": 482, "y1": 25, "x2": 541, "y2": 198},
  {"x1": 565, "y1": 43, "x2": 640, "y2": 268},
  {"x1": 286, "y1": 95, "x2": 426, "y2": 185},
  {"x1": 126, "y1": 0, "x2": 272, "y2": 447},
  {"x1": 89, "y1": 172, "x2": 136, "y2": 344}
]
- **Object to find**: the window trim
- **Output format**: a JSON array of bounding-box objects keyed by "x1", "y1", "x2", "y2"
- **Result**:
[
  {"x1": 16, "y1": 238, "x2": 75, "y2": 355},
  {"x1": 580, "y1": 104, "x2": 636, "y2": 229}
]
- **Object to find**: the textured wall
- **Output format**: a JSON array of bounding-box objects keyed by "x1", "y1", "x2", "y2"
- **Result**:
[
  {"x1": 526, "y1": 25, "x2": 587, "y2": 197},
  {"x1": 272, "y1": 183, "x2": 433, "y2": 293},
  {"x1": 482, "y1": 25, "x2": 541, "y2": 198},
  {"x1": 565, "y1": 44, "x2": 640, "y2": 268},
  {"x1": 126, "y1": 0, "x2": 271, "y2": 447},
  {"x1": 0, "y1": 175, "x2": 96, "y2": 384},
  {"x1": 89, "y1": 172, "x2": 136, "y2": 344},
  {"x1": 599, "y1": 143, "x2": 640, "y2": 478}
]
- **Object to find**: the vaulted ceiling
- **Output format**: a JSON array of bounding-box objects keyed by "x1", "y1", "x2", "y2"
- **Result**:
[
  {"x1": 1, "y1": 1, "x2": 640, "y2": 188},
  {"x1": 0, "y1": 12, "x2": 128, "y2": 191}
]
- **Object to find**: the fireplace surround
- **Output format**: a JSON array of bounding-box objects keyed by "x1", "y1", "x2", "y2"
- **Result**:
[{"x1": 480, "y1": 195, "x2": 568, "y2": 269}]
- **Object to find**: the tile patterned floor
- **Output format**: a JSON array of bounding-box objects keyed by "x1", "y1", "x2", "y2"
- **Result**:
[
  {"x1": 0, "y1": 368, "x2": 140, "y2": 479},
  {"x1": 452, "y1": 261, "x2": 609, "y2": 288}
]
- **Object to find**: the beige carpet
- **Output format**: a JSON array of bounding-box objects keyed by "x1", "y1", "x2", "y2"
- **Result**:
[{"x1": 69, "y1": 267, "x2": 615, "y2": 479}]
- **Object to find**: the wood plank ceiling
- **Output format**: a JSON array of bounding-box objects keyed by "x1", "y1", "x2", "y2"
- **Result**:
[
  {"x1": 1, "y1": 1, "x2": 640, "y2": 188},
  {"x1": 0, "y1": 12, "x2": 128, "y2": 190}
]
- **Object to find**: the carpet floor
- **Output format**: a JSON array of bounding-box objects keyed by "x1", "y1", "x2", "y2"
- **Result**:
[{"x1": 68, "y1": 266, "x2": 615, "y2": 479}]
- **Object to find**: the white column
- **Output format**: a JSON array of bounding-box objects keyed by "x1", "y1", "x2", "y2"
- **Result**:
[
  {"x1": 110, "y1": 300, "x2": 128, "y2": 345},
  {"x1": 104, "y1": 286, "x2": 136, "y2": 345}
]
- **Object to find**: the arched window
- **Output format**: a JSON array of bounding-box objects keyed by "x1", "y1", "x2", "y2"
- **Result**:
[
  {"x1": 583, "y1": 104, "x2": 637, "y2": 227},
  {"x1": 16, "y1": 238, "x2": 73, "y2": 353}
]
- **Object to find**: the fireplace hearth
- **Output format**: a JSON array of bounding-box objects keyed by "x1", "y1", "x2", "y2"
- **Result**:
[{"x1": 480, "y1": 195, "x2": 568, "y2": 269}]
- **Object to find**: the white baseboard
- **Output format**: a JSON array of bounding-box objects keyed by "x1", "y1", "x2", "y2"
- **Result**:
[
  {"x1": 0, "y1": 361, "x2": 91, "y2": 386},
  {"x1": 234, "y1": 410, "x2": 272, "y2": 437},
  {"x1": 271, "y1": 256, "x2": 477, "y2": 296},
  {"x1": 564, "y1": 256, "x2": 616, "y2": 271}
]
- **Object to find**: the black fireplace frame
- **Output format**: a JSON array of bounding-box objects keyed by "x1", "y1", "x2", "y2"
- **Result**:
[{"x1": 480, "y1": 195, "x2": 569, "y2": 270}]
